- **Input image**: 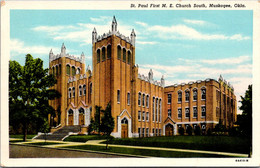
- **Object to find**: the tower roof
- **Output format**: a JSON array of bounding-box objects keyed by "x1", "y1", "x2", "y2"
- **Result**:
[{"x1": 112, "y1": 16, "x2": 117, "y2": 24}]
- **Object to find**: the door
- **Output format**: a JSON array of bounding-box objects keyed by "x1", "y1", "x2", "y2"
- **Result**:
[
  {"x1": 68, "y1": 115, "x2": 73, "y2": 126},
  {"x1": 165, "y1": 124, "x2": 173, "y2": 136},
  {"x1": 79, "y1": 114, "x2": 85, "y2": 125},
  {"x1": 121, "y1": 124, "x2": 128, "y2": 138}
]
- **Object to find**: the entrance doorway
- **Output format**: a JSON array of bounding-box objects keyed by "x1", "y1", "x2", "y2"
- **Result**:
[
  {"x1": 68, "y1": 109, "x2": 74, "y2": 126},
  {"x1": 121, "y1": 118, "x2": 128, "y2": 138},
  {"x1": 165, "y1": 123, "x2": 174, "y2": 136},
  {"x1": 78, "y1": 108, "x2": 85, "y2": 125}
]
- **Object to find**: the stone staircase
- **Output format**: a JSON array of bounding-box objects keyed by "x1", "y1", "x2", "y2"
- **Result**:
[{"x1": 34, "y1": 125, "x2": 81, "y2": 141}]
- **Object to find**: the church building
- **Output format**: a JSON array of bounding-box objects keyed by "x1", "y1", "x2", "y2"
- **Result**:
[{"x1": 48, "y1": 16, "x2": 237, "y2": 138}]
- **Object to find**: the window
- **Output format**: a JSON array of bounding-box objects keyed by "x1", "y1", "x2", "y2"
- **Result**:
[
  {"x1": 152, "y1": 128, "x2": 155, "y2": 136},
  {"x1": 97, "y1": 49, "x2": 100, "y2": 63},
  {"x1": 127, "y1": 51, "x2": 131, "y2": 64},
  {"x1": 159, "y1": 129, "x2": 161, "y2": 136},
  {"x1": 59, "y1": 65, "x2": 61, "y2": 75},
  {"x1": 123, "y1": 48, "x2": 126, "y2": 62},
  {"x1": 159, "y1": 99, "x2": 162, "y2": 122},
  {"x1": 142, "y1": 128, "x2": 145, "y2": 137},
  {"x1": 156, "y1": 98, "x2": 158, "y2": 122},
  {"x1": 201, "y1": 106, "x2": 206, "y2": 117},
  {"x1": 138, "y1": 92, "x2": 141, "y2": 106},
  {"x1": 77, "y1": 68, "x2": 80, "y2": 74},
  {"x1": 201, "y1": 88, "x2": 206, "y2": 100},
  {"x1": 138, "y1": 128, "x2": 141, "y2": 137},
  {"x1": 117, "y1": 90, "x2": 120, "y2": 103},
  {"x1": 167, "y1": 94, "x2": 172, "y2": 104},
  {"x1": 156, "y1": 129, "x2": 158, "y2": 136},
  {"x1": 79, "y1": 85, "x2": 82, "y2": 96},
  {"x1": 185, "y1": 108, "x2": 190, "y2": 118},
  {"x1": 142, "y1": 94, "x2": 145, "y2": 107},
  {"x1": 178, "y1": 108, "x2": 182, "y2": 119},
  {"x1": 56, "y1": 66, "x2": 58, "y2": 76},
  {"x1": 146, "y1": 95, "x2": 149, "y2": 108},
  {"x1": 138, "y1": 111, "x2": 141, "y2": 121},
  {"x1": 168, "y1": 109, "x2": 171, "y2": 117},
  {"x1": 142, "y1": 112, "x2": 145, "y2": 121},
  {"x1": 79, "y1": 108, "x2": 85, "y2": 114},
  {"x1": 102, "y1": 47, "x2": 106, "y2": 61},
  {"x1": 178, "y1": 91, "x2": 182, "y2": 103},
  {"x1": 153, "y1": 97, "x2": 155, "y2": 122},
  {"x1": 193, "y1": 107, "x2": 198, "y2": 118},
  {"x1": 89, "y1": 83, "x2": 92, "y2": 94},
  {"x1": 52, "y1": 67, "x2": 55, "y2": 76},
  {"x1": 68, "y1": 88, "x2": 71, "y2": 98},
  {"x1": 146, "y1": 128, "x2": 149, "y2": 137},
  {"x1": 66, "y1": 65, "x2": 70, "y2": 75},
  {"x1": 127, "y1": 92, "x2": 130, "y2": 105},
  {"x1": 146, "y1": 112, "x2": 149, "y2": 121},
  {"x1": 185, "y1": 90, "x2": 190, "y2": 102},
  {"x1": 72, "y1": 66, "x2": 76, "y2": 76},
  {"x1": 117, "y1": 46, "x2": 121, "y2": 60},
  {"x1": 107, "y1": 45, "x2": 111, "y2": 59},
  {"x1": 83, "y1": 85, "x2": 86, "y2": 95},
  {"x1": 193, "y1": 89, "x2": 197, "y2": 101},
  {"x1": 72, "y1": 87, "x2": 75, "y2": 97}
]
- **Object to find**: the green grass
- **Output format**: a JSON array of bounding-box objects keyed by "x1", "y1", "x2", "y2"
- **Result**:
[
  {"x1": 9, "y1": 134, "x2": 36, "y2": 139},
  {"x1": 64, "y1": 135, "x2": 112, "y2": 142},
  {"x1": 24, "y1": 142, "x2": 63, "y2": 146},
  {"x1": 9, "y1": 139, "x2": 28, "y2": 143},
  {"x1": 60, "y1": 145, "x2": 235, "y2": 158},
  {"x1": 105, "y1": 136, "x2": 250, "y2": 154}
]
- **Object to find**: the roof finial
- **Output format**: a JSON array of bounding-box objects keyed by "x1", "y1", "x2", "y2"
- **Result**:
[{"x1": 112, "y1": 16, "x2": 117, "y2": 34}]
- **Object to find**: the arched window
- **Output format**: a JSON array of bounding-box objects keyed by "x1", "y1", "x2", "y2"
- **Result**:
[
  {"x1": 79, "y1": 107, "x2": 85, "y2": 114},
  {"x1": 52, "y1": 67, "x2": 55, "y2": 76},
  {"x1": 142, "y1": 94, "x2": 145, "y2": 107},
  {"x1": 185, "y1": 90, "x2": 190, "y2": 102},
  {"x1": 107, "y1": 45, "x2": 111, "y2": 59},
  {"x1": 79, "y1": 85, "x2": 82, "y2": 96},
  {"x1": 97, "y1": 49, "x2": 100, "y2": 63},
  {"x1": 121, "y1": 117, "x2": 128, "y2": 124},
  {"x1": 138, "y1": 92, "x2": 141, "y2": 106},
  {"x1": 56, "y1": 66, "x2": 58, "y2": 76},
  {"x1": 178, "y1": 91, "x2": 182, "y2": 103},
  {"x1": 77, "y1": 68, "x2": 80, "y2": 74},
  {"x1": 127, "y1": 51, "x2": 131, "y2": 64},
  {"x1": 146, "y1": 95, "x2": 149, "y2": 108},
  {"x1": 72, "y1": 87, "x2": 75, "y2": 97},
  {"x1": 66, "y1": 65, "x2": 70, "y2": 75},
  {"x1": 117, "y1": 46, "x2": 121, "y2": 60},
  {"x1": 201, "y1": 88, "x2": 206, "y2": 100},
  {"x1": 102, "y1": 47, "x2": 106, "y2": 61},
  {"x1": 123, "y1": 48, "x2": 126, "y2": 62},
  {"x1": 68, "y1": 88, "x2": 71, "y2": 98},
  {"x1": 83, "y1": 85, "x2": 86, "y2": 95},
  {"x1": 193, "y1": 89, "x2": 198, "y2": 101},
  {"x1": 72, "y1": 66, "x2": 76, "y2": 76},
  {"x1": 89, "y1": 83, "x2": 92, "y2": 95},
  {"x1": 68, "y1": 109, "x2": 73, "y2": 115},
  {"x1": 59, "y1": 64, "x2": 61, "y2": 75}
]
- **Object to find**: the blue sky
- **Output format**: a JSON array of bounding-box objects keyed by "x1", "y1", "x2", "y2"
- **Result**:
[{"x1": 10, "y1": 10, "x2": 252, "y2": 113}]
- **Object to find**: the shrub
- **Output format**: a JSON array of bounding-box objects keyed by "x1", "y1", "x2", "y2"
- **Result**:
[
  {"x1": 186, "y1": 125, "x2": 193, "y2": 136},
  {"x1": 207, "y1": 128, "x2": 212, "y2": 136},
  {"x1": 178, "y1": 127, "x2": 184, "y2": 135},
  {"x1": 194, "y1": 126, "x2": 201, "y2": 135}
]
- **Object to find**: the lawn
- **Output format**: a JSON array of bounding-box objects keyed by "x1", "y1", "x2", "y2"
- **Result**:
[
  {"x1": 9, "y1": 134, "x2": 36, "y2": 139},
  {"x1": 24, "y1": 142, "x2": 64, "y2": 146},
  {"x1": 60, "y1": 144, "x2": 235, "y2": 158},
  {"x1": 63, "y1": 135, "x2": 111, "y2": 142},
  {"x1": 105, "y1": 136, "x2": 250, "y2": 154}
]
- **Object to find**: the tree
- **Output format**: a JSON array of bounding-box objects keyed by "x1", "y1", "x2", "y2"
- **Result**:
[
  {"x1": 186, "y1": 125, "x2": 193, "y2": 136},
  {"x1": 178, "y1": 127, "x2": 184, "y2": 135},
  {"x1": 9, "y1": 54, "x2": 60, "y2": 141},
  {"x1": 93, "y1": 105, "x2": 101, "y2": 134},
  {"x1": 100, "y1": 102, "x2": 114, "y2": 149}
]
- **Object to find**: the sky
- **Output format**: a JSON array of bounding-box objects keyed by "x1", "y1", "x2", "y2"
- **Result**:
[{"x1": 10, "y1": 10, "x2": 253, "y2": 114}]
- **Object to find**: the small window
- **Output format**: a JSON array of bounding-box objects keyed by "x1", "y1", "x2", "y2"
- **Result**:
[
  {"x1": 193, "y1": 107, "x2": 198, "y2": 118},
  {"x1": 72, "y1": 66, "x2": 76, "y2": 76},
  {"x1": 127, "y1": 92, "x2": 130, "y2": 105},
  {"x1": 127, "y1": 51, "x2": 131, "y2": 64},
  {"x1": 117, "y1": 90, "x2": 120, "y2": 103},
  {"x1": 72, "y1": 87, "x2": 75, "y2": 97},
  {"x1": 97, "y1": 49, "x2": 100, "y2": 63},
  {"x1": 146, "y1": 128, "x2": 149, "y2": 137},
  {"x1": 201, "y1": 88, "x2": 206, "y2": 100},
  {"x1": 83, "y1": 85, "x2": 86, "y2": 95},
  {"x1": 178, "y1": 108, "x2": 182, "y2": 119},
  {"x1": 185, "y1": 108, "x2": 190, "y2": 118},
  {"x1": 117, "y1": 46, "x2": 121, "y2": 60},
  {"x1": 146, "y1": 112, "x2": 149, "y2": 121},
  {"x1": 66, "y1": 65, "x2": 70, "y2": 75},
  {"x1": 79, "y1": 85, "x2": 82, "y2": 96},
  {"x1": 102, "y1": 47, "x2": 106, "y2": 61},
  {"x1": 146, "y1": 95, "x2": 149, "y2": 108},
  {"x1": 168, "y1": 109, "x2": 171, "y2": 117},
  {"x1": 185, "y1": 90, "x2": 190, "y2": 102},
  {"x1": 77, "y1": 68, "x2": 80, "y2": 74},
  {"x1": 142, "y1": 94, "x2": 145, "y2": 107},
  {"x1": 142, "y1": 111, "x2": 145, "y2": 121},
  {"x1": 156, "y1": 129, "x2": 158, "y2": 136},
  {"x1": 138, "y1": 92, "x2": 141, "y2": 106},
  {"x1": 123, "y1": 48, "x2": 126, "y2": 62},
  {"x1": 159, "y1": 129, "x2": 161, "y2": 136},
  {"x1": 201, "y1": 106, "x2": 206, "y2": 117},
  {"x1": 142, "y1": 128, "x2": 145, "y2": 137},
  {"x1": 107, "y1": 45, "x2": 111, "y2": 59},
  {"x1": 167, "y1": 94, "x2": 172, "y2": 104},
  {"x1": 193, "y1": 89, "x2": 197, "y2": 101},
  {"x1": 68, "y1": 88, "x2": 71, "y2": 98},
  {"x1": 178, "y1": 91, "x2": 182, "y2": 103},
  {"x1": 138, "y1": 111, "x2": 141, "y2": 121},
  {"x1": 138, "y1": 128, "x2": 141, "y2": 137}
]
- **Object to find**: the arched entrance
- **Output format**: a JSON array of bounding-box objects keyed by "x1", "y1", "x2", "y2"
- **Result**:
[
  {"x1": 121, "y1": 118, "x2": 128, "y2": 138},
  {"x1": 78, "y1": 108, "x2": 85, "y2": 125},
  {"x1": 68, "y1": 109, "x2": 74, "y2": 126},
  {"x1": 165, "y1": 123, "x2": 174, "y2": 136}
]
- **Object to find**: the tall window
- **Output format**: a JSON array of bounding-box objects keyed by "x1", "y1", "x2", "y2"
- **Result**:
[
  {"x1": 97, "y1": 49, "x2": 100, "y2": 63},
  {"x1": 68, "y1": 88, "x2": 71, "y2": 98},
  {"x1": 117, "y1": 46, "x2": 121, "y2": 60},
  {"x1": 72, "y1": 87, "x2": 75, "y2": 97},
  {"x1": 146, "y1": 95, "x2": 149, "y2": 108},
  {"x1": 77, "y1": 68, "x2": 80, "y2": 74},
  {"x1": 83, "y1": 85, "x2": 86, "y2": 95},
  {"x1": 159, "y1": 129, "x2": 161, "y2": 136},
  {"x1": 201, "y1": 106, "x2": 206, "y2": 117},
  {"x1": 146, "y1": 128, "x2": 149, "y2": 137},
  {"x1": 185, "y1": 108, "x2": 190, "y2": 118},
  {"x1": 156, "y1": 98, "x2": 158, "y2": 122},
  {"x1": 201, "y1": 88, "x2": 206, "y2": 100},
  {"x1": 117, "y1": 90, "x2": 120, "y2": 103},
  {"x1": 127, "y1": 92, "x2": 130, "y2": 105},
  {"x1": 66, "y1": 65, "x2": 70, "y2": 75},
  {"x1": 142, "y1": 128, "x2": 145, "y2": 137},
  {"x1": 193, "y1": 89, "x2": 197, "y2": 101},
  {"x1": 142, "y1": 111, "x2": 145, "y2": 121},
  {"x1": 178, "y1": 91, "x2": 182, "y2": 103},
  {"x1": 168, "y1": 109, "x2": 171, "y2": 117},
  {"x1": 56, "y1": 66, "x2": 58, "y2": 76},
  {"x1": 123, "y1": 48, "x2": 126, "y2": 62},
  {"x1": 159, "y1": 99, "x2": 161, "y2": 122},
  {"x1": 142, "y1": 94, "x2": 145, "y2": 107},
  {"x1": 102, "y1": 47, "x2": 106, "y2": 61},
  {"x1": 72, "y1": 66, "x2": 76, "y2": 76},
  {"x1": 178, "y1": 108, "x2": 182, "y2": 119},
  {"x1": 89, "y1": 83, "x2": 92, "y2": 95},
  {"x1": 146, "y1": 112, "x2": 149, "y2": 121},
  {"x1": 107, "y1": 45, "x2": 111, "y2": 59},
  {"x1": 138, "y1": 128, "x2": 141, "y2": 137},
  {"x1": 79, "y1": 85, "x2": 82, "y2": 96},
  {"x1": 185, "y1": 90, "x2": 190, "y2": 102},
  {"x1": 138, "y1": 111, "x2": 141, "y2": 121},
  {"x1": 193, "y1": 107, "x2": 198, "y2": 118},
  {"x1": 153, "y1": 97, "x2": 155, "y2": 121},
  {"x1": 52, "y1": 67, "x2": 55, "y2": 76},
  {"x1": 138, "y1": 92, "x2": 141, "y2": 106},
  {"x1": 59, "y1": 64, "x2": 61, "y2": 75},
  {"x1": 167, "y1": 94, "x2": 172, "y2": 104},
  {"x1": 127, "y1": 51, "x2": 131, "y2": 64},
  {"x1": 152, "y1": 128, "x2": 155, "y2": 136}
]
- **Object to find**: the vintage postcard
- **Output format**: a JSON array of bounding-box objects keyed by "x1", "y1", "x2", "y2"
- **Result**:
[{"x1": 1, "y1": 0, "x2": 260, "y2": 167}]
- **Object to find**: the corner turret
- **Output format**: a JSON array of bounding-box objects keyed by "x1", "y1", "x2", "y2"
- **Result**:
[
  {"x1": 111, "y1": 16, "x2": 117, "y2": 34},
  {"x1": 131, "y1": 29, "x2": 136, "y2": 46},
  {"x1": 92, "y1": 27, "x2": 97, "y2": 44},
  {"x1": 161, "y1": 75, "x2": 165, "y2": 87},
  {"x1": 61, "y1": 43, "x2": 66, "y2": 56},
  {"x1": 148, "y1": 69, "x2": 153, "y2": 82},
  {"x1": 81, "y1": 52, "x2": 85, "y2": 64}
]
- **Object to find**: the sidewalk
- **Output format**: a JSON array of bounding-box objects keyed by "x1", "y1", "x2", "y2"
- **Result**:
[{"x1": 10, "y1": 138, "x2": 248, "y2": 158}]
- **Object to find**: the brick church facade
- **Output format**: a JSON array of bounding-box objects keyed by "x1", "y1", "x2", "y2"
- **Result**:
[{"x1": 48, "y1": 16, "x2": 237, "y2": 138}]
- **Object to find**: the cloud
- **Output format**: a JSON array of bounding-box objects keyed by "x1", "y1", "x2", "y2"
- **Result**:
[
  {"x1": 183, "y1": 19, "x2": 207, "y2": 25},
  {"x1": 136, "y1": 41, "x2": 157, "y2": 45},
  {"x1": 90, "y1": 16, "x2": 111, "y2": 23},
  {"x1": 135, "y1": 21, "x2": 148, "y2": 27}
]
